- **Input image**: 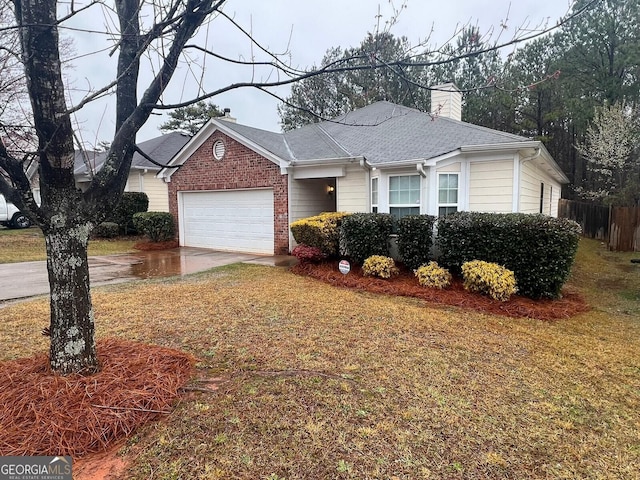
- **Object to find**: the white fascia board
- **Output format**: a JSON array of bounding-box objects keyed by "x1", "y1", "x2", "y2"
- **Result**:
[
  {"x1": 292, "y1": 165, "x2": 346, "y2": 179},
  {"x1": 158, "y1": 119, "x2": 290, "y2": 180},
  {"x1": 460, "y1": 141, "x2": 540, "y2": 153}
]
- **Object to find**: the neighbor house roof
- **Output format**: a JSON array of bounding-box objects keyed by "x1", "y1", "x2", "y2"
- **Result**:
[
  {"x1": 75, "y1": 132, "x2": 190, "y2": 180},
  {"x1": 160, "y1": 101, "x2": 569, "y2": 183}
]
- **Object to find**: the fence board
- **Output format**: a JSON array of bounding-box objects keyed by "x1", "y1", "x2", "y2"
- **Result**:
[{"x1": 609, "y1": 207, "x2": 640, "y2": 252}]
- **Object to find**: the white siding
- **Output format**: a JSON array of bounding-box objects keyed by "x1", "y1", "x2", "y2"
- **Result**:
[
  {"x1": 125, "y1": 171, "x2": 169, "y2": 212},
  {"x1": 337, "y1": 164, "x2": 368, "y2": 213},
  {"x1": 436, "y1": 162, "x2": 461, "y2": 173},
  {"x1": 468, "y1": 160, "x2": 513, "y2": 213},
  {"x1": 519, "y1": 160, "x2": 563, "y2": 217},
  {"x1": 143, "y1": 175, "x2": 169, "y2": 212},
  {"x1": 289, "y1": 178, "x2": 336, "y2": 223}
]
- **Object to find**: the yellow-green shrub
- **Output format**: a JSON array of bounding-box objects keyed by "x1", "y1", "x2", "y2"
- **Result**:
[
  {"x1": 461, "y1": 260, "x2": 517, "y2": 302},
  {"x1": 362, "y1": 255, "x2": 399, "y2": 279},
  {"x1": 415, "y1": 261, "x2": 452, "y2": 289},
  {"x1": 290, "y1": 212, "x2": 350, "y2": 257}
]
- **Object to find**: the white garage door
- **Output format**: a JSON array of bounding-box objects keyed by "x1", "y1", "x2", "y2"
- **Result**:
[{"x1": 180, "y1": 189, "x2": 274, "y2": 254}]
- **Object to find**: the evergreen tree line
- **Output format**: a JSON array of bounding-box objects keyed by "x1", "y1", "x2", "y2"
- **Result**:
[{"x1": 277, "y1": 0, "x2": 640, "y2": 206}]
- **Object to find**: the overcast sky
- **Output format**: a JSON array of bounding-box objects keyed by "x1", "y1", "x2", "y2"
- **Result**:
[{"x1": 63, "y1": 0, "x2": 575, "y2": 144}]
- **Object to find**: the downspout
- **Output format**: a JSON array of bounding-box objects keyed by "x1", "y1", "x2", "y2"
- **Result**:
[
  {"x1": 416, "y1": 163, "x2": 427, "y2": 178},
  {"x1": 359, "y1": 157, "x2": 371, "y2": 213},
  {"x1": 514, "y1": 147, "x2": 541, "y2": 212}
]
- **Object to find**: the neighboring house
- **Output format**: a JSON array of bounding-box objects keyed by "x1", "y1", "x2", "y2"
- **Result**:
[
  {"x1": 159, "y1": 84, "x2": 569, "y2": 255},
  {"x1": 74, "y1": 132, "x2": 190, "y2": 212}
]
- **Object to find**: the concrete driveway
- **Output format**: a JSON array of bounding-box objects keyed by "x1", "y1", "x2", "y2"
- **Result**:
[{"x1": 0, "y1": 247, "x2": 295, "y2": 303}]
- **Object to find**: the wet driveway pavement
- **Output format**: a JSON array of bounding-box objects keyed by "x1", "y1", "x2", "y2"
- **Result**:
[{"x1": 0, "y1": 247, "x2": 296, "y2": 303}]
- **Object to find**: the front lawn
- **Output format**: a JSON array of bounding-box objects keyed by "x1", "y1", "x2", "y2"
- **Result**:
[
  {"x1": 0, "y1": 226, "x2": 139, "y2": 263},
  {"x1": 1, "y1": 239, "x2": 639, "y2": 478}
]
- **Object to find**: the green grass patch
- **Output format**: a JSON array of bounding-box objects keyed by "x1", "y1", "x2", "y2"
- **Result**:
[{"x1": 1, "y1": 239, "x2": 639, "y2": 478}]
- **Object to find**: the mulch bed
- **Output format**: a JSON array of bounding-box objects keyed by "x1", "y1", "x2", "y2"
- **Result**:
[
  {"x1": 0, "y1": 339, "x2": 195, "y2": 457},
  {"x1": 292, "y1": 261, "x2": 589, "y2": 321},
  {"x1": 133, "y1": 240, "x2": 179, "y2": 251}
]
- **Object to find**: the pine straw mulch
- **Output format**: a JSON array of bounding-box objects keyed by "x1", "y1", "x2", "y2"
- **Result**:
[
  {"x1": 292, "y1": 261, "x2": 589, "y2": 321},
  {"x1": 0, "y1": 338, "x2": 195, "y2": 457},
  {"x1": 133, "y1": 239, "x2": 179, "y2": 251}
]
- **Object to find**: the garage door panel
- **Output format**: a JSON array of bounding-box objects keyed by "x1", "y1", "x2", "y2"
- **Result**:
[{"x1": 181, "y1": 189, "x2": 274, "y2": 254}]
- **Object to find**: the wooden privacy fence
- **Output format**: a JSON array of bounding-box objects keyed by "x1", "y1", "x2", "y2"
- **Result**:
[
  {"x1": 609, "y1": 207, "x2": 640, "y2": 252},
  {"x1": 557, "y1": 199, "x2": 609, "y2": 240},
  {"x1": 558, "y1": 199, "x2": 640, "y2": 252}
]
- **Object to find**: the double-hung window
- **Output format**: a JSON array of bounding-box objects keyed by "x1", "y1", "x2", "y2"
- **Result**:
[
  {"x1": 389, "y1": 175, "x2": 420, "y2": 219},
  {"x1": 438, "y1": 173, "x2": 458, "y2": 217},
  {"x1": 371, "y1": 177, "x2": 379, "y2": 213}
]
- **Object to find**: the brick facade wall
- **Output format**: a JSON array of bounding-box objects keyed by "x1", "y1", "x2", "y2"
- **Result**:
[{"x1": 168, "y1": 131, "x2": 289, "y2": 254}]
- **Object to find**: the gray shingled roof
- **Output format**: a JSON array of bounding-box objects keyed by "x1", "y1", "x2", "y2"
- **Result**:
[
  {"x1": 215, "y1": 101, "x2": 532, "y2": 166},
  {"x1": 74, "y1": 132, "x2": 190, "y2": 178}
]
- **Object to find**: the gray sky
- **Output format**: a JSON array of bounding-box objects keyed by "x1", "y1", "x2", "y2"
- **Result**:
[{"x1": 63, "y1": 0, "x2": 574, "y2": 144}]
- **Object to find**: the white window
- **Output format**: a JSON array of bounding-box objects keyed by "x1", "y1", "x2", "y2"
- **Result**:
[
  {"x1": 389, "y1": 175, "x2": 420, "y2": 219},
  {"x1": 438, "y1": 173, "x2": 458, "y2": 217},
  {"x1": 371, "y1": 177, "x2": 379, "y2": 213}
]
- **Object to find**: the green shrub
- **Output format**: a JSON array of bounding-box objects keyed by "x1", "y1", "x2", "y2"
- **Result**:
[
  {"x1": 362, "y1": 255, "x2": 399, "y2": 279},
  {"x1": 340, "y1": 213, "x2": 393, "y2": 264},
  {"x1": 461, "y1": 260, "x2": 517, "y2": 302},
  {"x1": 415, "y1": 261, "x2": 451, "y2": 289},
  {"x1": 397, "y1": 215, "x2": 436, "y2": 270},
  {"x1": 92, "y1": 221, "x2": 119, "y2": 239},
  {"x1": 290, "y1": 212, "x2": 350, "y2": 257},
  {"x1": 436, "y1": 212, "x2": 581, "y2": 299},
  {"x1": 108, "y1": 192, "x2": 149, "y2": 235},
  {"x1": 132, "y1": 212, "x2": 175, "y2": 242}
]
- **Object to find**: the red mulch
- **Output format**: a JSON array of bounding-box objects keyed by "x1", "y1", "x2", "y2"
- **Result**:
[
  {"x1": 292, "y1": 261, "x2": 589, "y2": 321},
  {"x1": 0, "y1": 339, "x2": 195, "y2": 457},
  {"x1": 133, "y1": 240, "x2": 179, "y2": 251}
]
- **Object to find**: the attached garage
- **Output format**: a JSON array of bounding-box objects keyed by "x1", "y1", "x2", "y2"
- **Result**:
[{"x1": 179, "y1": 189, "x2": 274, "y2": 254}]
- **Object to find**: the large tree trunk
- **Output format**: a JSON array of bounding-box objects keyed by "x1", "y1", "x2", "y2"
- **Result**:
[{"x1": 45, "y1": 223, "x2": 98, "y2": 375}]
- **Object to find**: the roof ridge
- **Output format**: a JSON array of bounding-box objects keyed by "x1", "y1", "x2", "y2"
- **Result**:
[
  {"x1": 315, "y1": 123, "x2": 352, "y2": 156},
  {"x1": 281, "y1": 134, "x2": 297, "y2": 161}
]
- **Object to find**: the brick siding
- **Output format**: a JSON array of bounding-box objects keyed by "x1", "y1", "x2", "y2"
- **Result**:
[{"x1": 168, "y1": 131, "x2": 289, "y2": 254}]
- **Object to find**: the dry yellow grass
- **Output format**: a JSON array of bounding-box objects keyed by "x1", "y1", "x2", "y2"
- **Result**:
[
  {"x1": 1, "y1": 239, "x2": 639, "y2": 478},
  {"x1": 0, "y1": 227, "x2": 138, "y2": 263}
]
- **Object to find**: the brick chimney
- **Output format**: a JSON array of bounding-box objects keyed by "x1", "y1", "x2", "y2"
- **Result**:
[{"x1": 431, "y1": 83, "x2": 462, "y2": 121}]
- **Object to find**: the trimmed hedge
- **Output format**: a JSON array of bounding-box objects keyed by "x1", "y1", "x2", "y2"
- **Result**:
[
  {"x1": 133, "y1": 212, "x2": 175, "y2": 242},
  {"x1": 436, "y1": 212, "x2": 581, "y2": 299},
  {"x1": 396, "y1": 214, "x2": 437, "y2": 271},
  {"x1": 290, "y1": 212, "x2": 350, "y2": 257},
  {"x1": 108, "y1": 192, "x2": 149, "y2": 235},
  {"x1": 92, "y1": 222, "x2": 119, "y2": 239},
  {"x1": 340, "y1": 213, "x2": 393, "y2": 264}
]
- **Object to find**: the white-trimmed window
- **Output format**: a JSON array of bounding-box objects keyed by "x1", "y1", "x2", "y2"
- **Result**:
[
  {"x1": 438, "y1": 173, "x2": 458, "y2": 217},
  {"x1": 389, "y1": 175, "x2": 420, "y2": 219},
  {"x1": 371, "y1": 177, "x2": 379, "y2": 213}
]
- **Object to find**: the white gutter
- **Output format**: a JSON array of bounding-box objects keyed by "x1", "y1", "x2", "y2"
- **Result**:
[{"x1": 291, "y1": 155, "x2": 367, "y2": 167}]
